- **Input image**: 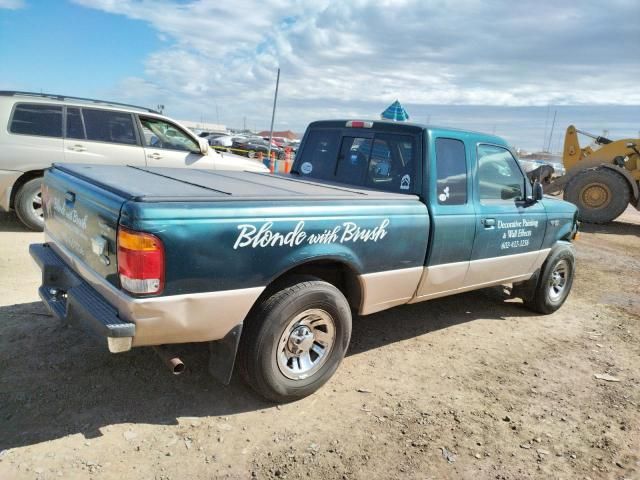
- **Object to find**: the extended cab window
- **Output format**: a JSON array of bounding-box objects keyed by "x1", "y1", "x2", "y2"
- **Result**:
[
  {"x1": 299, "y1": 129, "x2": 416, "y2": 193},
  {"x1": 139, "y1": 117, "x2": 199, "y2": 153},
  {"x1": 435, "y1": 138, "x2": 467, "y2": 204},
  {"x1": 10, "y1": 103, "x2": 62, "y2": 137},
  {"x1": 82, "y1": 109, "x2": 137, "y2": 145},
  {"x1": 477, "y1": 144, "x2": 524, "y2": 202}
]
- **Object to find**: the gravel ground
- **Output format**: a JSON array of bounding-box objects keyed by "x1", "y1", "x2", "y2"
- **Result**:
[{"x1": 0, "y1": 208, "x2": 639, "y2": 480}]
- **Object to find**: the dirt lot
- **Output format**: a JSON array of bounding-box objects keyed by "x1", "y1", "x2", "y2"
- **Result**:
[{"x1": 0, "y1": 208, "x2": 638, "y2": 480}]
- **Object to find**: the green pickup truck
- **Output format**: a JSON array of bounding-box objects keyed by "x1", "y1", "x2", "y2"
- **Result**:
[{"x1": 30, "y1": 119, "x2": 578, "y2": 402}]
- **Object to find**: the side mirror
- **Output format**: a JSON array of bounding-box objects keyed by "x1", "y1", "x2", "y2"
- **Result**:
[
  {"x1": 533, "y1": 180, "x2": 544, "y2": 201},
  {"x1": 198, "y1": 138, "x2": 209, "y2": 155}
]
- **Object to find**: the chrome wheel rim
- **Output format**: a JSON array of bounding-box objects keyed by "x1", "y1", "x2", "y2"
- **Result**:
[
  {"x1": 276, "y1": 308, "x2": 336, "y2": 380},
  {"x1": 548, "y1": 259, "x2": 569, "y2": 301},
  {"x1": 30, "y1": 189, "x2": 44, "y2": 221}
]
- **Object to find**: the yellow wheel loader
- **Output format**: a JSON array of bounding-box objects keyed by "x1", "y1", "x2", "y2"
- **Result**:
[{"x1": 543, "y1": 125, "x2": 640, "y2": 223}]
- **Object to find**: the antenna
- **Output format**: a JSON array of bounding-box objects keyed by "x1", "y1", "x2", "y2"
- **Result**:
[{"x1": 267, "y1": 68, "x2": 281, "y2": 160}]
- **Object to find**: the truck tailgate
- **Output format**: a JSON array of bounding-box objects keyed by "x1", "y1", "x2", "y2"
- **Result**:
[{"x1": 42, "y1": 167, "x2": 127, "y2": 287}]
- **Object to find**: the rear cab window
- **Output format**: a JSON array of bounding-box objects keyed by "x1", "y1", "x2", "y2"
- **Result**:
[
  {"x1": 296, "y1": 125, "x2": 420, "y2": 194},
  {"x1": 9, "y1": 103, "x2": 63, "y2": 137}
]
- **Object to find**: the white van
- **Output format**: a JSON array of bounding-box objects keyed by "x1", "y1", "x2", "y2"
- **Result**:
[{"x1": 0, "y1": 91, "x2": 269, "y2": 230}]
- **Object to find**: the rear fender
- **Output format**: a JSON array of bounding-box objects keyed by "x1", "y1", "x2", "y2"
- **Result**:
[{"x1": 209, "y1": 254, "x2": 363, "y2": 385}]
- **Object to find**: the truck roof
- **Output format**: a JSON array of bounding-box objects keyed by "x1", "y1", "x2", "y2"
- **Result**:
[
  {"x1": 53, "y1": 164, "x2": 419, "y2": 203},
  {"x1": 307, "y1": 119, "x2": 508, "y2": 146}
]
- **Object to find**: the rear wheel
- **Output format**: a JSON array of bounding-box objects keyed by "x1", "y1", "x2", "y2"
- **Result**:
[
  {"x1": 564, "y1": 168, "x2": 630, "y2": 223},
  {"x1": 237, "y1": 277, "x2": 352, "y2": 402},
  {"x1": 15, "y1": 177, "x2": 44, "y2": 231}
]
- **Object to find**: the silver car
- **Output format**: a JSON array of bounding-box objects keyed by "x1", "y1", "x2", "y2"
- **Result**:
[{"x1": 0, "y1": 91, "x2": 268, "y2": 230}]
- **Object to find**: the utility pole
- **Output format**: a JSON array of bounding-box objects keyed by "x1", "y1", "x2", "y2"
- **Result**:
[
  {"x1": 546, "y1": 110, "x2": 557, "y2": 153},
  {"x1": 243, "y1": 116, "x2": 247, "y2": 132},
  {"x1": 267, "y1": 68, "x2": 281, "y2": 160},
  {"x1": 542, "y1": 105, "x2": 550, "y2": 152},
  {"x1": 216, "y1": 105, "x2": 220, "y2": 125}
]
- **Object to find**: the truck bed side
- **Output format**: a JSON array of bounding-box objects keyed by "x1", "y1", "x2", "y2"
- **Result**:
[{"x1": 41, "y1": 164, "x2": 430, "y2": 347}]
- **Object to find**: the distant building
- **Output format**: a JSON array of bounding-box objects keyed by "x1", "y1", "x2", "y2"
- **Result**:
[{"x1": 257, "y1": 130, "x2": 299, "y2": 140}]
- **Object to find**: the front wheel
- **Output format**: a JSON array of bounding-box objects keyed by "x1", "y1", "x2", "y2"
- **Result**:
[
  {"x1": 523, "y1": 244, "x2": 576, "y2": 314},
  {"x1": 237, "y1": 277, "x2": 352, "y2": 402},
  {"x1": 15, "y1": 177, "x2": 45, "y2": 231}
]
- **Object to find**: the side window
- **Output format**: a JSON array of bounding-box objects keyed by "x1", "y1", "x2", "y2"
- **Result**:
[
  {"x1": 82, "y1": 109, "x2": 137, "y2": 145},
  {"x1": 477, "y1": 145, "x2": 524, "y2": 202},
  {"x1": 66, "y1": 107, "x2": 85, "y2": 139},
  {"x1": 297, "y1": 129, "x2": 341, "y2": 180},
  {"x1": 435, "y1": 138, "x2": 467, "y2": 205},
  {"x1": 9, "y1": 103, "x2": 62, "y2": 137},
  {"x1": 139, "y1": 117, "x2": 199, "y2": 153}
]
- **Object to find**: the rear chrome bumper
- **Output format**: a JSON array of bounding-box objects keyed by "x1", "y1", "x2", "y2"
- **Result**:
[{"x1": 30, "y1": 243, "x2": 135, "y2": 353}]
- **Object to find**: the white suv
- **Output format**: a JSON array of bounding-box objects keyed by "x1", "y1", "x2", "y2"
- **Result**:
[{"x1": 0, "y1": 91, "x2": 268, "y2": 230}]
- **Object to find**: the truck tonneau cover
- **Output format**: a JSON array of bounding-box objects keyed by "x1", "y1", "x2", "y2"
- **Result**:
[{"x1": 53, "y1": 164, "x2": 417, "y2": 202}]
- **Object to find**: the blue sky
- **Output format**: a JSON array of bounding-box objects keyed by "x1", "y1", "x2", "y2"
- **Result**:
[
  {"x1": 0, "y1": 1, "x2": 159, "y2": 94},
  {"x1": 1, "y1": 0, "x2": 638, "y2": 151}
]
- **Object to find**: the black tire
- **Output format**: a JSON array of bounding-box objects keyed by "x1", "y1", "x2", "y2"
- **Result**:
[
  {"x1": 564, "y1": 168, "x2": 630, "y2": 224},
  {"x1": 14, "y1": 177, "x2": 44, "y2": 231},
  {"x1": 523, "y1": 244, "x2": 576, "y2": 314},
  {"x1": 237, "y1": 277, "x2": 352, "y2": 402}
]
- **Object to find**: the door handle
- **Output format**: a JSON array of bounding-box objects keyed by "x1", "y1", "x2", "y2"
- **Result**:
[
  {"x1": 69, "y1": 144, "x2": 86, "y2": 152},
  {"x1": 148, "y1": 152, "x2": 162, "y2": 160},
  {"x1": 482, "y1": 218, "x2": 496, "y2": 228}
]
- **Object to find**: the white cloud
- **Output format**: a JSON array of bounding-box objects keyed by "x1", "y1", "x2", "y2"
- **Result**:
[
  {"x1": 73, "y1": 0, "x2": 640, "y2": 131},
  {"x1": 0, "y1": 0, "x2": 25, "y2": 9}
]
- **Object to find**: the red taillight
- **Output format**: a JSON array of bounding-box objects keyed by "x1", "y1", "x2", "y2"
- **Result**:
[{"x1": 117, "y1": 227, "x2": 165, "y2": 295}]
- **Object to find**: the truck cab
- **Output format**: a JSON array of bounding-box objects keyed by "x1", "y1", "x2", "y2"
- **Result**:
[{"x1": 293, "y1": 120, "x2": 577, "y2": 301}]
